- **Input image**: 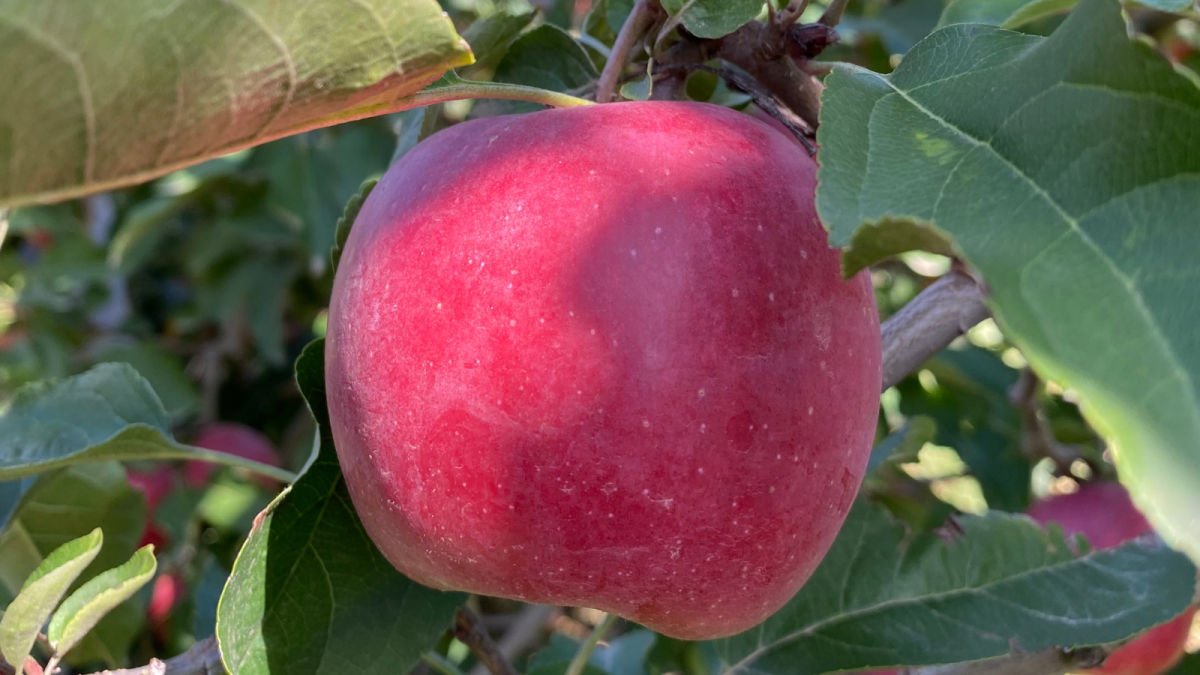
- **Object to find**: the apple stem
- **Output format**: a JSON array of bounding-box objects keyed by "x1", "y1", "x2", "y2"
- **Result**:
[
  {"x1": 564, "y1": 613, "x2": 619, "y2": 675},
  {"x1": 400, "y1": 77, "x2": 595, "y2": 112},
  {"x1": 177, "y1": 446, "x2": 299, "y2": 484}
]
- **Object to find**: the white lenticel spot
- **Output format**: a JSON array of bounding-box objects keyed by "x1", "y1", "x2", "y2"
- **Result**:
[
  {"x1": 510, "y1": 319, "x2": 517, "y2": 326},
  {"x1": 808, "y1": 406, "x2": 814, "y2": 415},
  {"x1": 698, "y1": 389, "x2": 705, "y2": 397},
  {"x1": 643, "y1": 420, "x2": 650, "y2": 427},
  {"x1": 732, "y1": 288, "x2": 739, "y2": 297},
  {"x1": 768, "y1": 293, "x2": 775, "y2": 302},
  {"x1": 655, "y1": 227, "x2": 662, "y2": 234},
  {"x1": 437, "y1": 303, "x2": 442, "y2": 309}
]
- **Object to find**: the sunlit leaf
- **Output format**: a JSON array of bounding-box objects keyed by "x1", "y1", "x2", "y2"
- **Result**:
[
  {"x1": 0, "y1": 0, "x2": 473, "y2": 207},
  {"x1": 0, "y1": 529, "x2": 102, "y2": 675},
  {"x1": 47, "y1": 545, "x2": 156, "y2": 660}
]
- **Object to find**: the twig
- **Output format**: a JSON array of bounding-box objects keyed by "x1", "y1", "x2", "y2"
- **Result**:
[
  {"x1": 880, "y1": 269, "x2": 990, "y2": 391},
  {"x1": 908, "y1": 644, "x2": 1107, "y2": 675},
  {"x1": 654, "y1": 21, "x2": 828, "y2": 129},
  {"x1": 564, "y1": 614, "x2": 618, "y2": 675},
  {"x1": 654, "y1": 63, "x2": 816, "y2": 154},
  {"x1": 596, "y1": 0, "x2": 660, "y2": 103},
  {"x1": 454, "y1": 608, "x2": 518, "y2": 675},
  {"x1": 1009, "y1": 369, "x2": 1086, "y2": 471},
  {"x1": 818, "y1": 0, "x2": 850, "y2": 26},
  {"x1": 469, "y1": 605, "x2": 555, "y2": 675},
  {"x1": 86, "y1": 636, "x2": 223, "y2": 675}
]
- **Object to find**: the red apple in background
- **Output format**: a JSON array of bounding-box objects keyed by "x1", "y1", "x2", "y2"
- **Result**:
[
  {"x1": 1028, "y1": 482, "x2": 1196, "y2": 675},
  {"x1": 186, "y1": 423, "x2": 281, "y2": 488},
  {"x1": 126, "y1": 466, "x2": 173, "y2": 550},
  {"x1": 326, "y1": 101, "x2": 881, "y2": 639},
  {"x1": 146, "y1": 572, "x2": 187, "y2": 638}
]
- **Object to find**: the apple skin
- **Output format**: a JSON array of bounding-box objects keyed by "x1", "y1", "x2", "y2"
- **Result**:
[
  {"x1": 186, "y1": 423, "x2": 281, "y2": 489},
  {"x1": 1028, "y1": 482, "x2": 1196, "y2": 675},
  {"x1": 326, "y1": 101, "x2": 881, "y2": 639}
]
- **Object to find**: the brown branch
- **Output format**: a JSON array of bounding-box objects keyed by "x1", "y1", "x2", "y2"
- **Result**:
[
  {"x1": 1009, "y1": 369, "x2": 1087, "y2": 471},
  {"x1": 468, "y1": 605, "x2": 554, "y2": 675},
  {"x1": 654, "y1": 63, "x2": 816, "y2": 154},
  {"x1": 86, "y1": 637, "x2": 223, "y2": 675},
  {"x1": 596, "y1": 0, "x2": 661, "y2": 103},
  {"x1": 654, "y1": 20, "x2": 830, "y2": 129},
  {"x1": 454, "y1": 608, "x2": 518, "y2": 675},
  {"x1": 880, "y1": 269, "x2": 990, "y2": 391}
]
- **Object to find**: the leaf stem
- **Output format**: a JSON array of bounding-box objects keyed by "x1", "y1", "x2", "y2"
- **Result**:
[
  {"x1": 176, "y1": 446, "x2": 298, "y2": 484},
  {"x1": 564, "y1": 613, "x2": 618, "y2": 675}
]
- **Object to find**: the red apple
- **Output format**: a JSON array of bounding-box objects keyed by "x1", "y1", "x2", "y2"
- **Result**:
[
  {"x1": 186, "y1": 423, "x2": 281, "y2": 488},
  {"x1": 1028, "y1": 482, "x2": 1197, "y2": 675},
  {"x1": 326, "y1": 101, "x2": 881, "y2": 639},
  {"x1": 146, "y1": 572, "x2": 187, "y2": 639},
  {"x1": 127, "y1": 466, "x2": 173, "y2": 512},
  {"x1": 126, "y1": 466, "x2": 173, "y2": 550}
]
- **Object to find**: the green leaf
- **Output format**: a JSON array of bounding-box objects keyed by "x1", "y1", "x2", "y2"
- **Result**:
[
  {"x1": 331, "y1": 180, "x2": 378, "y2": 274},
  {"x1": 898, "y1": 349, "x2": 1032, "y2": 512},
  {"x1": 91, "y1": 341, "x2": 201, "y2": 420},
  {"x1": 708, "y1": 499, "x2": 1197, "y2": 672},
  {"x1": 47, "y1": 545, "x2": 156, "y2": 660},
  {"x1": 660, "y1": 0, "x2": 763, "y2": 39},
  {"x1": 216, "y1": 340, "x2": 466, "y2": 675},
  {"x1": 817, "y1": 0, "x2": 1200, "y2": 563},
  {"x1": 0, "y1": 529, "x2": 102, "y2": 675},
  {"x1": 0, "y1": 0, "x2": 473, "y2": 208},
  {"x1": 607, "y1": 0, "x2": 637, "y2": 38},
  {"x1": 0, "y1": 464, "x2": 146, "y2": 668},
  {"x1": 460, "y1": 8, "x2": 536, "y2": 73},
  {"x1": 0, "y1": 363, "x2": 290, "y2": 482},
  {"x1": 474, "y1": 25, "x2": 598, "y2": 117},
  {"x1": 865, "y1": 415, "x2": 936, "y2": 474},
  {"x1": 939, "y1": 0, "x2": 1191, "y2": 28}
]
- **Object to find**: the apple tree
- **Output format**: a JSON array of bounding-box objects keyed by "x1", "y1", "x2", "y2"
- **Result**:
[{"x1": 0, "y1": 0, "x2": 1199, "y2": 674}]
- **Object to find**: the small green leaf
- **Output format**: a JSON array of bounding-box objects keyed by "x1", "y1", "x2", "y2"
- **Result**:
[
  {"x1": 0, "y1": 0, "x2": 473, "y2": 207},
  {"x1": 660, "y1": 0, "x2": 763, "y2": 39},
  {"x1": 47, "y1": 545, "x2": 156, "y2": 660},
  {"x1": 818, "y1": 0, "x2": 1200, "y2": 563},
  {"x1": 216, "y1": 341, "x2": 465, "y2": 675},
  {"x1": 865, "y1": 415, "x2": 936, "y2": 474},
  {"x1": 331, "y1": 180, "x2": 378, "y2": 274},
  {"x1": 0, "y1": 464, "x2": 145, "y2": 669},
  {"x1": 0, "y1": 363, "x2": 292, "y2": 482},
  {"x1": 0, "y1": 529, "x2": 102, "y2": 675}
]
